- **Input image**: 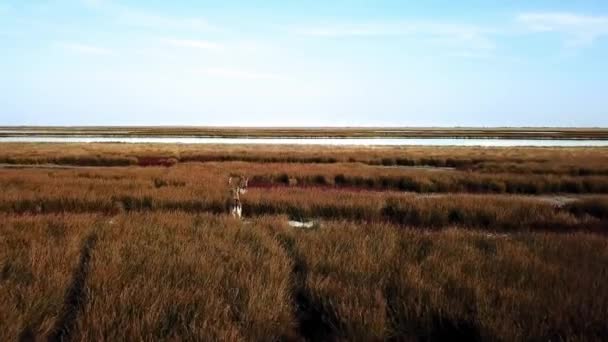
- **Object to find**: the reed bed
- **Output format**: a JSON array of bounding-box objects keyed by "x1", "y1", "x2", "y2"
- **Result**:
[
  {"x1": 222, "y1": 162, "x2": 608, "y2": 194},
  {"x1": 1, "y1": 164, "x2": 606, "y2": 231},
  {"x1": 3, "y1": 214, "x2": 606, "y2": 340},
  {"x1": 566, "y1": 197, "x2": 608, "y2": 219},
  {"x1": 3, "y1": 144, "x2": 608, "y2": 195},
  {"x1": 265, "y1": 219, "x2": 608, "y2": 340},
  {"x1": 2, "y1": 143, "x2": 608, "y2": 339},
  {"x1": 2, "y1": 143, "x2": 608, "y2": 175},
  {"x1": 0, "y1": 214, "x2": 100, "y2": 340},
  {"x1": 71, "y1": 213, "x2": 294, "y2": 341}
]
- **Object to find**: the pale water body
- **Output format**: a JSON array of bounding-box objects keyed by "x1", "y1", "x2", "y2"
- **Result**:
[{"x1": 1, "y1": 136, "x2": 608, "y2": 147}]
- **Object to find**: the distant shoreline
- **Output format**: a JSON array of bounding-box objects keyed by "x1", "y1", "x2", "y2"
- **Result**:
[{"x1": 1, "y1": 126, "x2": 608, "y2": 140}]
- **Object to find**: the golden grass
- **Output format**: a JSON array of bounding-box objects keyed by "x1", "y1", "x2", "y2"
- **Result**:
[
  {"x1": 0, "y1": 214, "x2": 99, "y2": 340},
  {"x1": 72, "y1": 213, "x2": 294, "y2": 340},
  {"x1": 566, "y1": 197, "x2": 608, "y2": 219},
  {"x1": 2, "y1": 213, "x2": 606, "y2": 340},
  {"x1": 2, "y1": 143, "x2": 608, "y2": 175},
  {"x1": 266, "y1": 220, "x2": 608, "y2": 340},
  {"x1": 1, "y1": 143, "x2": 608, "y2": 339},
  {"x1": 230, "y1": 161, "x2": 608, "y2": 193},
  {"x1": 1, "y1": 163, "x2": 605, "y2": 231}
]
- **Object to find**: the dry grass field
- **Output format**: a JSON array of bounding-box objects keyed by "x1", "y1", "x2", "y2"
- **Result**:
[{"x1": 1, "y1": 143, "x2": 608, "y2": 340}]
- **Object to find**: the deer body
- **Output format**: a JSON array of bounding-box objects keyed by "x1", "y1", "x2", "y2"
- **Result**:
[{"x1": 228, "y1": 176, "x2": 248, "y2": 219}]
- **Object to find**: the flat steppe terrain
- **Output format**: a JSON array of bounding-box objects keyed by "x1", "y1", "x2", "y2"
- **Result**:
[
  {"x1": 1, "y1": 143, "x2": 607, "y2": 340},
  {"x1": 2, "y1": 126, "x2": 608, "y2": 139}
]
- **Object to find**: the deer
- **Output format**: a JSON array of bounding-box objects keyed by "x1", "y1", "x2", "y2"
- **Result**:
[{"x1": 228, "y1": 175, "x2": 248, "y2": 219}]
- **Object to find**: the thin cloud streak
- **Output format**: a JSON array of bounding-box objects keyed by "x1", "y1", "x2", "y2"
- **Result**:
[
  {"x1": 296, "y1": 21, "x2": 496, "y2": 37},
  {"x1": 58, "y1": 42, "x2": 115, "y2": 55},
  {"x1": 200, "y1": 67, "x2": 284, "y2": 81},
  {"x1": 294, "y1": 21, "x2": 498, "y2": 53},
  {"x1": 517, "y1": 12, "x2": 608, "y2": 46},
  {"x1": 163, "y1": 38, "x2": 223, "y2": 50},
  {"x1": 117, "y1": 11, "x2": 215, "y2": 31},
  {"x1": 81, "y1": 0, "x2": 219, "y2": 32},
  {"x1": 295, "y1": 13, "x2": 608, "y2": 52}
]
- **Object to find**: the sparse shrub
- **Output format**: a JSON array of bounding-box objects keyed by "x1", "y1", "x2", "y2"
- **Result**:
[
  {"x1": 334, "y1": 174, "x2": 347, "y2": 185},
  {"x1": 395, "y1": 158, "x2": 415, "y2": 166},
  {"x1": 381, "y1": 158, "x2": 394, "y2": 166},
  {"x1": 154, "y1": 178, "x2": 169, "y2": 188},
  {"x1": 566, "y1": 197, "x2": 608, "y2": 219},
  {"x1": 277, "y1": 173, "x2": 290, "y2": 185},
  {"x1": 312, "y1": 174, "x2": 328, "y2": 185}
]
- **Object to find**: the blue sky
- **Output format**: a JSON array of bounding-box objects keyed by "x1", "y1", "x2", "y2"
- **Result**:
[{"x1": 1, "y1": 0, "x2": 607, "y2": 126}]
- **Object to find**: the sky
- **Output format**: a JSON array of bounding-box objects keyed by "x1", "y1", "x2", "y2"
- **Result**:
[{"x1": 1, "y1": 0, "x2": 608, "y2": 127}]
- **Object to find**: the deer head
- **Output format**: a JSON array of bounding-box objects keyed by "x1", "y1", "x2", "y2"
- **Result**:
[
  {"x1": 228, "y1": 175, "x2": 248, "y2": 194},
  {"x1": 239, "y1": 176, "x2": 248, "y2": 194}
]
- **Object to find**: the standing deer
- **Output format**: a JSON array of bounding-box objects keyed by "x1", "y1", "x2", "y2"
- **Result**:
[{"x1": 228, "y1": 176, "x2": 248, "y2": 218}]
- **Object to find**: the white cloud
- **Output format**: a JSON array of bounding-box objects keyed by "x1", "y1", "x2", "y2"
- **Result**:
[
  {"x1": 162, "y1": 38, "x2": 222, "y2": 50},
  {"x1": 448, "y1": 51, "x2": 492, "y2": 59},
  {"x1": 115, "y1": 8, "x2": 217, "y2": 32},
  {"x1": 517, "y1": 12, "x2": 608, "y2": 46},
  {"x1": 200, "y1": 67, "x2": 283, "y2": 81},
  {"x1": 80, "y1": 1, "x2": 218, "y2": 32},
  {"x1": 295, "y1": 21, "x2": 497, "y2": 52},
  {"x1": 58, "y1": 42, "x2": 115, "y2": 55},
  {"x1": 295, "y1": 14, "x2": 608, "y2": 53},
  {"x1": 296, "y1": 25, "x2": 394, "y2": 37},
  {"x1": 298, "y1": 21, "x2": 493, "y2": 37}
]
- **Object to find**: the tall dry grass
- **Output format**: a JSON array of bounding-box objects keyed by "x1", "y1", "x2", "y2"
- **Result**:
[
  {"x1": 2, "y1": 143, "x2": 608, "y2": 175},
  {"x1": 0, "y1": 214, "x2": 99, "y2": 340},
  {"x1": 228, "y1": 162, "x2": 608, "y2": 194},
  {"x1": 1, "y1": 213, "x2": 607, "y2": 340},
  {"x1": 566, "y1": 197, "x2": 608, "y2": 220},
  {"x1": 265, "y1": 220, "x2": 608, "y2": 340},
  {"x1": 72, "y1": 213, "x2": 295, "y2": 341},
  {"x1": 1, "y1": 165, "x2": 606, "y2": 231},
  {"x1": 1, "y1": 143, "x2": 608, "y2": 339},
  {"x1": 385, "y1": 228, "x2": 608, "y2": 340}
]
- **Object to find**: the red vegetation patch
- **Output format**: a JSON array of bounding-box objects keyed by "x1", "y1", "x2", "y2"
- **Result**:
[
  {"x1": 248, "y1": 182, "x2": 390, "y2": 193},
  {"x1": 137, "y1": 157, "x2": 178, "y2": 167}
]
